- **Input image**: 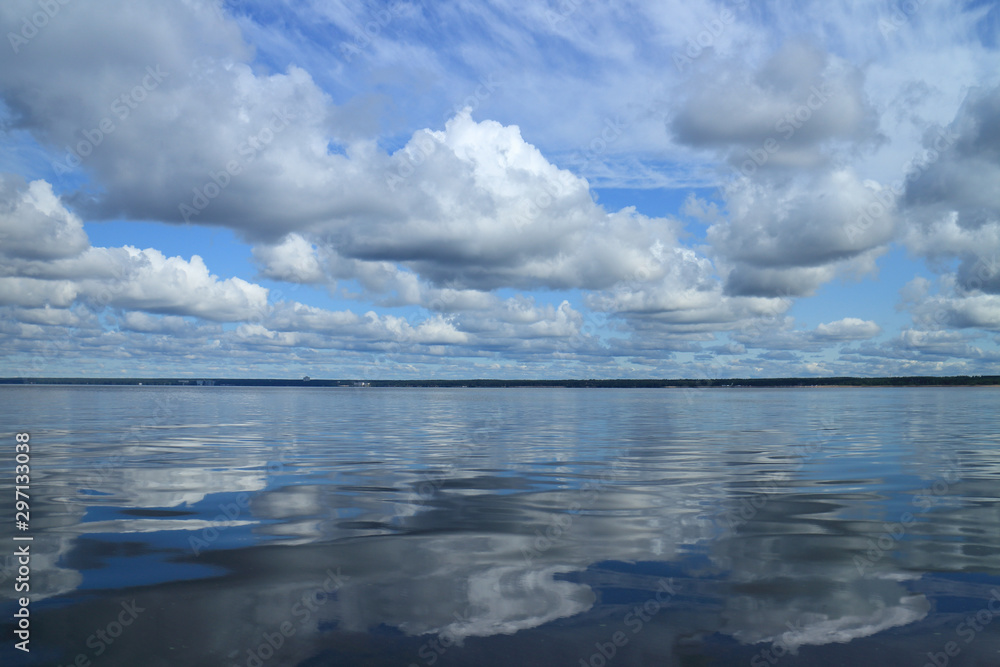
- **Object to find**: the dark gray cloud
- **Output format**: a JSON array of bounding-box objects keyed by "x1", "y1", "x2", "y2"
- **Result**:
[
  {"x1": 903, "y1": 85, "x2": 1000, "y2": 218},
  {"x1": 671, "y1": 41, "x2": 882, "y2": 171}
]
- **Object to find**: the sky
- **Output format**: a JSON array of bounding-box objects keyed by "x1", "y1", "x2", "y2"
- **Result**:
[{"x1": 1, "y1": 0, "x2": 999, "y2": 379}]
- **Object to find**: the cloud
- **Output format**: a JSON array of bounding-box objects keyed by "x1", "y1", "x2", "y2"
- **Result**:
[
  {"x1": 104, "y1": 247, "x2": 270, "y2": 321},
  {"x1": 252, "y1": 233, "x2": 325, "y2": 284},
  {"x1": 3, "y1": 0, "x2": 699, "y2": 296},
  {"x1": 1, "y1": 0, "x2": 999, "y2": 377},
  {"x1": 219, "y1": 107, "x2": 699, "y2": 300},
  {"x1": 0, "y1": 171, "x2": 629, "y2": 371},
  {"x1": 850, "y1": 329, "x2": 1000, "y2": 366},
  {"x1": 0, "y1": 277, "x2": 77, "y2": 308},
  {"x1": 708, "y1": 170, "x2": 894, "y2": 297},
  {"x1": 813, "y1": 318, "x2": 882, "y2": 341},
  {"x1": 667, "y1": 40, "x2": 895, "y2": 302},
  {"x1": 908, "y1": 285, "x2": 1000, "y2": 332},
  {"x1": 118, "y1": 312, "x2": 213, "y2": 336},
  {"x1": 708, "y1": 342, "x2": 747, "y2": 355},
  {"x1": 0, "y1": 176, "x2": 268, "y2": 321},
  {"x1": 893, "y1": 84, "x2": 1000, "y2": 334},
  {"x1": 0, "y1": 176, "x2": 88, "y2": 260},
  {"x1": 671, "y1": 41, "x2": 882, "y2": 172},
  {"x1": 8, "y1": 306, "x2": 87, "y2": 327},
  {"x1": 899, "y1": 85, "x2": 1000, "y2": 311},
  {"x1": 731, "y1": 589, "x2": 930, "y2": 652},
  {"x1": 937, "y1": 294, "x2": 1000, "y2": 331},
  {"x1": 733, "y1": 317, "x2": 882, "y2": 351},
  {"x1": 902, "y1": 84, "x2": 1000, "y2": 226},
  {"x1": 0, "y1": 0, "x2": 333, "y2": 237},
  {"x1": 0, "y1": 0, "x2": 702, "y2": 307},
  {"x1": 330, "y1": 114, "x2": 692, "y2": 294}
]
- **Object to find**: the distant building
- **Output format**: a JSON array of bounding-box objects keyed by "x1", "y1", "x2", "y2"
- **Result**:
[
  {"x1": 303, "y1": 376, "x2": 311, "y2": 382},
  {"x1": 196, "y1": 379, "x2": 215, "y2": 386},
  {"x1": 353, "y1": 381, "x2": 370, "y2": 387}
]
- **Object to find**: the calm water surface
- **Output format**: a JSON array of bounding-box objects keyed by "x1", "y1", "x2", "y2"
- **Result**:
[{"x1": 2, "y1": 386, "x2": 999, "y2": 666}]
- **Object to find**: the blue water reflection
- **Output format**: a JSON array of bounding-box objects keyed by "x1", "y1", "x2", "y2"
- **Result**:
[{"x1": 2, "y1": 386, "x2": 1000, "y2": 666}]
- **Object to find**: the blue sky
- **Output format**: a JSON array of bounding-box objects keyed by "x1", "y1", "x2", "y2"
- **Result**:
[{"x1": 1, "y1": 0, "x2": 999, "y2": 378}]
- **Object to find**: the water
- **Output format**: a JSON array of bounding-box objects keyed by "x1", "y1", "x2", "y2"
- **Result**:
[{"x1": 1, "y1": 385, "x2": 999, "y2": 666}]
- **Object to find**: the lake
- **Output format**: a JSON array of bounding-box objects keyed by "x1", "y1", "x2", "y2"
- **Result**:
[{"x1": 2, "y1": 385, "x2": 999, "y2": 666}]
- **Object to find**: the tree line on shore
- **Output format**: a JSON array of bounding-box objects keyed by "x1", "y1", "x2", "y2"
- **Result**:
[{"x1": 3, "y1": 376, "x2": 999, "y2": 387}]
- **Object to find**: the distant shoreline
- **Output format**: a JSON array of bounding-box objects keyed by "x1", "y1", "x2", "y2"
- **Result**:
[{"x1": 1, "y1": 376, "x2": 998, "y2": 388}]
